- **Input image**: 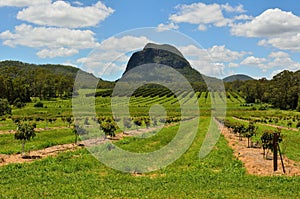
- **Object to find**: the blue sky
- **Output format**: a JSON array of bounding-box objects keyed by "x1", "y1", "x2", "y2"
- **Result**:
[{"x1": 0, "y1": 0, "x2": 300, "y2": 80}]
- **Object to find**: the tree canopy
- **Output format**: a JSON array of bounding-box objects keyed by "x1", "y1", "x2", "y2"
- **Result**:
[{"x1": 225, "y1": 70, "x2": 300, "y2": 110}]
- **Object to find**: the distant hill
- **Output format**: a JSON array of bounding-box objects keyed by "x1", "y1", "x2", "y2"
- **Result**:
[
  {"x1": 0, "y1": 60, "x2": 114, "y2": 89},
  {"x1": 0, "y1": 60, "x2": 92, "y2": 78},
  {"x1": 223, "y1": 74, "x2": 254, "y2": 82}
]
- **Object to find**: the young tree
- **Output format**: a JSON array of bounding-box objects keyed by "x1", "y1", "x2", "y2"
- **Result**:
[
  {"x1": 287, "y1": 121, "x2": 292, "y2": 128},
  {"x1": 152, "y1": 117, "x2": 158, "y2": 127},
  {"x1": 238, "y1": 124, "x2": 247, "y2": 141},
  {"x1": 260, "y1": 129, "x2": 282, "y2": 158},
  {"x1": 100, "y1": 121, "x2": 117, "y2": 138},
  {"x1": 0, "y1": 98, "x2": 11, "y2": 116},
  {"x1": 84, "y1": 117, "x2": 89, "y2": 126},
  {"x1": 144, "y1": 117, "x2": 151, "y2": 128},
  {"x1": 133, "y1": 117, "x2": 143, "y2": 130},
  {"x1": 245, "y1": 121, "x2": 257, "y2": 148},
  {"x1": 72, "y1": 125, "x2": 87, "y2": 145},
  {"x1": 66, "y1": 116, "x2": 73, "y2": 127},
  {"x1": 123, "y1": 117, "x2": 132, "y2": 131},
  {"x1": 14, "y1": 122, "x2": 36, "y2": 156}
]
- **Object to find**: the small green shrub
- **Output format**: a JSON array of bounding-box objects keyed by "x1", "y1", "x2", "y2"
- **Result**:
[{"x1": 34, "y1": 102, "x2": 44, "y2": 108}]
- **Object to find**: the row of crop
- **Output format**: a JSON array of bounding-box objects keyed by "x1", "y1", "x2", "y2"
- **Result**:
[
  {"x1": 234, "y1": 115, "x2": 300, "y2": 129},
  {"x1": 216, "y1": 117, "x2": 283, "y2": 158},
  {"x1": 9, "y1": 114, "x2": 185, "y2": 156}
]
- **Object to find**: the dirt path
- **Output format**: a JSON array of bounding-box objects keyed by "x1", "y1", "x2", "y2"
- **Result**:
[
  {"x1": 232, "y1": 116, "x2": 300, "y2": 132},
  {"x1": 216, "y1": 119, "x2": 300, "y2": 176},
  {"x1": 0, "y1": 126, "x2": 69, "y2": 135},
  {"x1": 0, "y1": 125, "x2": 167, "y2": 166}
]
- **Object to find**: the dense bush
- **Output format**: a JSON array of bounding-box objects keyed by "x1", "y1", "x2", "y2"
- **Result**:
[
  {"x1": 0, "y1": 98, "x2": 11, "y2": 116},
  {"x1": 34, "y1": 102, "x2": 44, "y2": 108}
]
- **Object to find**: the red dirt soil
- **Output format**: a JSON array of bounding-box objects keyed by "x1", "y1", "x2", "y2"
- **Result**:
[{"x1": 217, "y1": 120, "x2": 300, "y2": 176}]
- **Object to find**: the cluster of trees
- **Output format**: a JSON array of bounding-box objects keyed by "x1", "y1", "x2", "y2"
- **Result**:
[
  {"x1": 224, "y1": 120, "x2": 258, "y2": 147},
  {"x1": 225, "y1": 70, "x2": 300, "y2": 110},
  {"x1": 0, "y1": 99, "x2": 11, "y2": 116},
  {"x1": 0, "y1": 61, "x2": 117, "y2": 108},
  {"x1": 222, "y1": 118, "x2": 284, "y2": 159},
  {"x1": 0, "y1": 61, "x2": 75, "y2": 105}
]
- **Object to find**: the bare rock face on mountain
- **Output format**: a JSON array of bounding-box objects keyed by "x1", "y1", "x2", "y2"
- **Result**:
[{"x1": 123, "y1": 43, "x2": 204, "y2": 83}]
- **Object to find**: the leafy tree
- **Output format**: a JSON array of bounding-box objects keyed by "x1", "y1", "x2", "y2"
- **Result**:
[
  {"x1": 238, "y1": 124, "x2": 247, "y2": 141},
  {"x1": 297, "y1": 121, "x2": 300, "y2": 128},
  {"x1": 100, "y1": 121, "x2": 117, "y2": 138},
  {"x1": 66, "y1": 116, "x2": 73, "y2": 127},
  {"x1": 34, "y1": 101, "x2": 44, "y2": 108},
  {"x1": 287, "y1": 121, "x2": 292, "y2": 128},
  {"x1": 73, "y1": 125, "x2": 87, "y2": 144},
  {"x1": 14, "y1": 122, "x2": 36, "y2": 156},
  {"x1": 84, "y1": 117, "x2": 89, "y2": 125},
  {"x1": 123, "y1": 117, "x2": 132, "y2": 130},
  {"x1": 260, "y1": 129, "x2": 282, "y2": 158},
  {"x1": 224, "y1": 70, "x2": 300, "y2": 110},
  {"x1": 0, "y1": 98, "x2": 11, "y2": 116},
  {"x1": 245, "y1": 122, "x2": 257, "y2": 148},
  {"x1": 144, "y1": 117, "x2": 151, "y2": 128},
  {"x1": 133, "y1": 117, "x2": 143, "y2": 130},
  {"x1": 232, "y1": 123, "x2": 246, "y2": 140}
]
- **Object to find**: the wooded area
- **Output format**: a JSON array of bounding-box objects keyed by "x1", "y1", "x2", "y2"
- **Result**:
[{"x1": 225, "y1": 70, "x2": 300, "y2": 110}]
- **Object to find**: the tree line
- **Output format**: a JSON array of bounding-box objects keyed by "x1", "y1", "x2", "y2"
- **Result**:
[
  {"x1": 225, "y1": 70, "x2": 300, "y2": 110},
  {"x1": 0, "y1": 65, "x2": 74, "y2": 105}
]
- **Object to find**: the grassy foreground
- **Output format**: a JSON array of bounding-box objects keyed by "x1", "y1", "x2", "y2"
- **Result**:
[{"x1": 1, "y1": 117, "x2": 300, "y2": 198}]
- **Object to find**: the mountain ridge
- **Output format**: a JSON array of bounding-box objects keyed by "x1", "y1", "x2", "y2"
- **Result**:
[{"x1": 123, "y1": 43, "x2": 206, "y2": 84}]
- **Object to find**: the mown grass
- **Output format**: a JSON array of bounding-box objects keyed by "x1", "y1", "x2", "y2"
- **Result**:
[
  {"x1": 12, "y1": 98, "x2": 72, "y2": 118},
  {"x1": 1, "y1": 117, "x2": 300, "y2": 198}
]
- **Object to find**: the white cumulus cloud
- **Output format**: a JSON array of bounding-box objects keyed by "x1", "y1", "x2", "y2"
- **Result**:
[
  {"x1": 0, "y1": 0, "x2": 50, "y2": 7},
  {"x1": 231, "y1": 8, "x2": 300, "y2": 52},
  {"x1": 234, "y1": 14, "x2": 253, "y2": 21},
  {"x1": 0, "y1": 24, "x2": 99, "y2": 58},
  {"x1": 156, "y1": 23, "x2": 179, "y2": 32},
  {"x1": 168, "y1": 2, "x2": 251, "y2": 31},
  {"x1": 268, "y1": 51, "x2": 289, "y2": 58},
  {"x1": 170, "y1": 3, "x2": 232, "y2": 27},
  {"x1": 231, "y1": 8, "x2": 300, "y2": 37},
  {"x1": 241, "y1": 56, "x2": 267, "y2": 65},
  {"x1": 208, "y1": 45, "x2": 247, "y2": 62},
  {"x1": 16, "y1": 1, "x2": 114, "y2": 28},
  {"x1": 240, "y1": 52, "x2": 300, "y2": 72},
  {"x1": 221, "y1": 3, "x2": 245, "y2": 13},
  {"x1": 37, "y1": 48, "x2": 79, "y2": 58},
  {"x1": 179, "y1": 44, "x2": 248, "y2": 77}
]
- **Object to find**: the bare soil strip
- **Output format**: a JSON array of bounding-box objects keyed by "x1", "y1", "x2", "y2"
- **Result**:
[
  {"x1": 0, "y1": 125, "x2": 165, "y2": 166},
  {"x1": 216, "y1": 119, "x2": 300, "y2": 176}
]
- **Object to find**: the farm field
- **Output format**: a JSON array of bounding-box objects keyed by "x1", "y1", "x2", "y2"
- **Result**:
[
  {"x1": 0, "y1": 91, "x2": 300, "y2": 198},
  {"x1": 1, "y1": 116, "x2": 300, "y2": 198}
]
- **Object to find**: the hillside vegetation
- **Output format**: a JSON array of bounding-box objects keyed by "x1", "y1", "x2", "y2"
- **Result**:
[{"x1": 225, "y1": 70, "x2": 300, "y2": 110}]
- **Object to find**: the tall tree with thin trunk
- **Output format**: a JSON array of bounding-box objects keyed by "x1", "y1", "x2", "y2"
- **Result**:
[{"x1": 14, "y1": 122, "x2": 36, "y2": 156}]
